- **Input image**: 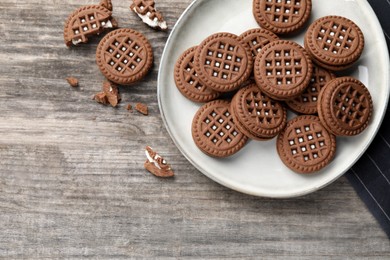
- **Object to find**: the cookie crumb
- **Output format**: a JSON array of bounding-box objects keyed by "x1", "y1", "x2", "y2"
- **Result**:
[
  {"x1": 93, "y1": 92, "x2": 109, "y2": 105},
  {"x1": 130, "y1": 0, "x2": 168, "y2": 30},
  {"x1": 66, "y1": 77, "x2": 79, "y2": 87},
  {"x1": 144, "y1": 146, "x2": 174, "y2": 177},
  {"x1": 135, "y1": 103, "x2": 148, "y2": 115},
  {"x1": 103, "y1": 81, "x2": 120, "y2": 107},
  {"x1": 126, "y1": 104, "x2": 133, "y2": 111}
]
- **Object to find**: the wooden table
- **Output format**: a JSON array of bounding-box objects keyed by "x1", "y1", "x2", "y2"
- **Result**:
[{"x1": 0, "y1": 0, "x2": 389, "y2": 258}]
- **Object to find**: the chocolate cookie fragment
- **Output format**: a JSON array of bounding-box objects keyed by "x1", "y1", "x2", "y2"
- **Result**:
[
  {"x1": 66, "y1": 77, "x2": 79, "y2": 87},
  {"x1": 194, "y1": 33, "x2": 253, "y2": 92},
  {"x1": 192, "y1": 100, "x2": 248, "y2": 157},
  {"x1": 277, "y1": 115, "x2": 336, "y2": 173},
  {"x1": 317, "y1": 77, "x2": 373, "y2": 136},
  {"x1": 304, "y1": 16, "x2": 364, "y2": 71},
  {"x1": 130, "y1": 0, "x2": 168, "y2": 30},
  {"x1": 253, "y1": 0, "x2": 312, "y2": 35},
  {"x1": 174, "y1": 46, "x2": 221, "y2": 102},
  {"x1": 96, "y1": 28, "x2": 153, "y2": 85},
  {"x1": 102, "y1": 81, "x2": 120, "y2": 107},
  {"x1": 145, "y1": 146, "x2": 174, "y2": 177},
  {"x1": 64, "y1": 1, "x2": 117, "y2": 47},
  {"x1": 135, "y1": 103, "x2": 148, "y2": 115},
  {"x1": 254, "y1": 40, "x2": 313, "y2": 101}
]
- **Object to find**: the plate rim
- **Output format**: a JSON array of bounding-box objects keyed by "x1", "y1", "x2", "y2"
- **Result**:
[{"x1": 157, "y1": 0, "x2": 390, "y2": 198}]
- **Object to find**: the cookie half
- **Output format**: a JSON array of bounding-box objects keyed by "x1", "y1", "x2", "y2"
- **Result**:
[
  {"x1": 286, "y1": 64, "x2": 335, "y2": 114},
  {"x1": 231, "y1": 84, "x2": 287, "y2": 140},
  {"x1": 194, "y1": 33, "x2": 253, "y2": 92},
  {"x1": 239, "y1": 28, "x2": 279, "y2": 62},
  {"x1": 277, "y1": 115, "x2": 336, "y2": 174},
  {"x1": 96, "y1": 28, "x2": 153, "y2": 85},
  {"x1": 192, "y1": 100, "x2": 248, "y2": 157},
  {"x1": 253, "y1": 0, "x2": 312, "y2": 35},
  {"x1": 64, "y1": 4, "x2": 117, "y2": 47},
  {"x1": 317, "y1": 77, "x2": 373, "y2": 136},
  {"x1": 304, "y1": 16, "x2": 364, "y2": 70},
  {"x1": 174, "y1": 46, "x2": 220, "y2": 102},
  {"x1": 254, "y1": 40, "x2": 313, "y2": 101}
]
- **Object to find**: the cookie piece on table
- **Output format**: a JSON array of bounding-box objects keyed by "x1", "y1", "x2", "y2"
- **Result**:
[
  {"x1": 96, "y1": 28, "x2": 153, "y2": 85},
  {"x1": 277, "y1": 115, "x2": 336, "y2": 174},
  {"x1": 230, "y1": 83, "x2": 287, "y2": 140},
  {"x1": 192, "y1": 100, "x2": 248, "y2": 157},
  {"x1": 253, "y1": 0, "x2": 312, "y2": 35},
  {"x1": 130, "y1": 0, "x2": 168, "y2": 30},
  {"x1": 254, "y1": 40, "x2": 313, "y2": 101},
  {"x1": 144, "y1": 146, "x2": 174, "y2": 177},
  {"x1": 304, "y1": 16, "x2": 364, "y2": 71},
  {"x1": 174, "y1": 46, "x2": 221, "y2": 102},
  {"x1": 194, "y1": 33, "x2": 253, "y2": 93},
  {"x1": 63, "y1": 1, "x2": 117, "y2": 47},
  {"x1": 286, "y1": 64, "x2": 335, "y2": 114},
  {"x1": 317, "y1": 77, "x2": 373, "y2": 136},
  {"x1": 239, "y1": 28, "x2": 279, "y2": 62}
]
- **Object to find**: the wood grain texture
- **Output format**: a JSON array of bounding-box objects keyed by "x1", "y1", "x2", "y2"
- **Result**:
[{"x1": 0, "y1": 0, "x2": 389, "y2": 258}]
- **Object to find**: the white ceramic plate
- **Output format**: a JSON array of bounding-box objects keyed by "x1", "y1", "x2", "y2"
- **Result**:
[{"x1": 158, "y1": 0, "x2": 389, "y2": 198}]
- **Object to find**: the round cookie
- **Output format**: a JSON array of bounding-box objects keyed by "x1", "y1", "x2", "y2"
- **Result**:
[
  {"x1": 192, "y1": 100, "x2": 248, "y2": 157},
  {"x1": 174, "y1": 46, "x2": 221, "y2": 103},
  {"x1": 254, "y1": 40, "x2": 313, "y2": 101},
  {"x1": 286, "y1": 64, "x2": 335, "y2": 114},
  {"x1": 194, "y1": 33, "x2": 253, "y2": 92},
  {"x1": 96, "y1": 28, "x2": 153, "y2": 85},
  {"x1": 239, "y1": 28, "x2": 279, "y2": 62},
  {"x1": 317, "y1": 77, "x2": 373, "y2": 136},
  {"x1": 64, "y1": 4, "x2": 117, "y2": 47},
  {"x1": 277, "y1": 115, "x2": 336, "y2": 174},
  {"x1": 304, "y1": 15, "x2": 364, "y2": 70},
  {"x1": 231, "y1": 84, "x2": 287, "y2": 140},
  {"x1": 253, "y1": 0, "x2": 312, "y2": 35}
]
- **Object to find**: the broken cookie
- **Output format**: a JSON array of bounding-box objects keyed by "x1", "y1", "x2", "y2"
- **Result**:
[
  {"x1": 102, "y1": 81, "x2": 120, "y2": 107},
  {"x1": 144, "y1": 146, "x2": 174, "y2": 177},
  {"x1": 64, "y1": 0, "x2": 118, "y2": 47},
  {"x1": 93, "y1": 92, "x2": 109, "y2": 105},
  {"x1": 130, "y1": 0, "x2": 168, "y2": 30},
  {"x1": 135, "y1": 103, "x2": 148, "y2": 115}
]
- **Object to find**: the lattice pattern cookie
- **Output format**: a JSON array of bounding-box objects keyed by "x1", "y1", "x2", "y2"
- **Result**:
[
  {"x1": 240, "y1": 28, "x2": 279, "y2": 61},
  {"x1": 305, "y1": 16, "x2": 364, "y2": 70},
  {"x1": 63, "y1": 2, "x2": 117, "y2": 47},
  {"x1": 96, "y1": 28, "x2": 153, "y2": 85},
  {"x1": 192, "y1": 100, "x2": 248, "y2": 157},
  {"x1": 130, "y1": 0, "x2": 167, "y2": 30},
  {"x1": 254, "y1": 40, "x2": 312, "y2": 100},
  {"x1": 277, "y1": 115, "x2": 336, "y2": 173},
  {"x1": 194, "y1": 33, "x2": 253, "y2": 92},
  {"x1": 318, "y1": 77, "x2": 373, "y2": 136},
  {"x1": 253, "y1": 0, "x2": 312, "y2": 35}
]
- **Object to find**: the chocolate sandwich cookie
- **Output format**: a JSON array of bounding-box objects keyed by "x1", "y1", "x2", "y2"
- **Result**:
[
  {"x1": 254, "y1": 40, "x2": 313, "y2": 101},
  {"x1": 277, "y1": 115, "x2": 336, "y2": 174},
  {"x1": 130, "y1": 0, "x2": 168, "y2": 30},
  {"x1": 64, "y1": 0, "x2": 117, "y2": 47},
  {"x1": 286, "y1": 64, "x2": 335, "y2": 114},
  {"x1": 239, "y1": 28, "x2": 279, "y2": 62},
  {"x1": 96, "y1": 28, "x2": 153, "y2": 85},
  {"x1": 304, "y1": 16, "x2": 364, "y2": 71},
  {"x1": 317, "y1": 77, "x2": 373, "y2": 136},
  {"x1": 192, "y1": 100, "x2": 248, "y2": 157},
  {"x1": 253, "y1": 0, "x2": 312, "y2": 35},
  {"x1": 194, "y1": 33, "x2": 253, "y2": 92},
  {"x1": 174, "y1": 46, "x2": 220, "y2": 102},
  {"x1": 231, "y1": 84, "x2": 287, "y2": 140}
]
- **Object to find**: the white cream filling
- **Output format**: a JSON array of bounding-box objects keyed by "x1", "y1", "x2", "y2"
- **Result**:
[
  {"x1": 145, "y1": 148, "x2": 162, "y2": 170},
  {"x1": 133, "y1": 7, "x2": 167, "y2": 30}
]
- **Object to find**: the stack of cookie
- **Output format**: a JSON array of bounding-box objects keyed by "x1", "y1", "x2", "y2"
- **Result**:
[{"x1": 174, "y1": 0, "x2": 373, "y2": 174}]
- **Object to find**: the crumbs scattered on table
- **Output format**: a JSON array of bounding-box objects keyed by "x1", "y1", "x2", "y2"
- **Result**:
[
  {"x1": 144, "y1": 146, "x2": 174, "y2": 177},
  {"x1": 126, "y1": 104, "x2": 133, "y2": 111},
  {"x1": 66, "y1": 77, "x2": 79, "y2": 87},
  {"x1": 135, "y1": 103, "x2": 148, "y2": 115}
]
